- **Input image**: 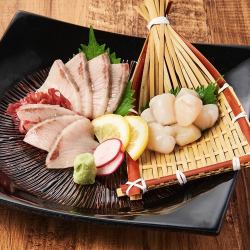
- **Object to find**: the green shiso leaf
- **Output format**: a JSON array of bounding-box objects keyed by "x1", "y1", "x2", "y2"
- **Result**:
[
  {"x1": 168, "y1": 80, "x2": 220, "y2": 104},
  {"x1": 169, "y1": 86, "x2": 181, "y2": 96},
  {"x1": 79, "y1": 26, "x2": 106, "y2": 60},
  {"x1": 195, "y1": 82, "x2": 219, "y2": 105},
  {"x1": 79, "y1": 26, "x2": 121, "y2": 63},
  {"x1": 106, "y1": 48, "x2": 121, "y2": 64},
  {"x1": 114, "y1": 80, "x2": 135, "y2": 116}
]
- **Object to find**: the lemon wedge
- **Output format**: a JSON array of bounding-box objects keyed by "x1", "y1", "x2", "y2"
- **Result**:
[
  {"x1": 92, "y1": 114, "x2": 130, "y2": 150},
  {"x1": 125, "y1": 116, "x2": 149, "y2": 160}
]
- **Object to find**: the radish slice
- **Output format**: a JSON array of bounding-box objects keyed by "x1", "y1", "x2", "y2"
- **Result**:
[
  {"x1": 94, "y1": 139, "x2": 122, "y2": 167},
  {"x1": 96, "y1": 152, "x2": 124, "y2": 176}
]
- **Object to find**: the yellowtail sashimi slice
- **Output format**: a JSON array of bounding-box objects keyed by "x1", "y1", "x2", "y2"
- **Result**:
[
  {"x1": 88, "y1": 53, "x2": 110, "y2": 118},
  {"x1": 38, "y1": 60, "x2": 81, "y2": 113},
  {"x1": 16, "y1": 104, "x2": 75, "y2": 123},
  {"x1": 66, "y1": 53, "x2": 93, "y2": 118},
  {"x1": 46, "y1": 118, "x2": 99, "y2": 169},
  {"x1": 24, "y1": 115, "x2": 82, "y2": 151},
  {"x1": 106, "y1": 63, "x2": 129, "y2": 113}
]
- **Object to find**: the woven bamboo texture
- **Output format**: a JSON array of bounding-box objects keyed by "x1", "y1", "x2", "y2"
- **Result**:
[
  {"x1": 117, "y1": 0, "x2": 250, "y2": 199},
  {"x1": 140, "y1": 90, "x2": 250, "y2": 184}
]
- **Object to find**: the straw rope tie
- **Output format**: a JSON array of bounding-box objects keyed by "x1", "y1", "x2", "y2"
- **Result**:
[
  {"x1": 125, "y1": 178, "x2": 147, "y2": 195},
  {"x1": 147, "y1": 16, "x2": 170, "y2": 30},
  {"x1": 218, "y1": 82, "x2": 230, "y2": 93},
  {"x1": 232, "y1": 111, "x2": 247, "y2": 123},
  {"x1": 232, "y1": 157, "x2": 241, "y2": 171},
  {"x1": 175, "y1": 170, "x2": 187, "y2": 185}
]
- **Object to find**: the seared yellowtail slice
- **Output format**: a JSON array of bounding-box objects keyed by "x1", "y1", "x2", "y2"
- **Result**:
[
  {"x1": 46, "y1": 118, "x2": 99, "y2": 169},
  {"x1": 88, "y1": 53, "x2": 110, "y2": 118},
  {"x1": 16, "y1": 104, "x2": 75, "y2": 123},
  {"x1": 38, "y1": 60, "x2": 81, "y2": 113},
  {"x1": 24, "y1": 115, "x2": 82, "y2": 151},
  {"x1": 66, "y1": 53, "x2": 93, "y2": 118},
  {"x1": 106, "y1": 63, "x2": 129, "y2": 113}
]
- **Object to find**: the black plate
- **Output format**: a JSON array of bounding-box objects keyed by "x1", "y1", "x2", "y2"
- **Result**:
[{"x1": 0, "y1": 11, "x2": 249, "y2": 234}]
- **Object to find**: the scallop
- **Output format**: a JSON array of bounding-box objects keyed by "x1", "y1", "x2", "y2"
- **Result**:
[
  {"x1": 194, "y1": 104, "x2": 219, "y2": 130},
  {"x1": 172, "y1": 124, "x2": 201, "y2": 146},
  {"x1": 175, "y1": 93, "x2": 202, "y2": 126},
  {"x1": 147, "y1": 123, "x2": 176, "y2": 154},
  {"x1": 163, "y1": 125, "x2": 176, "y2": 137},
  {"x1": 149, "y1": 93, "x2": 176, "y2": 125},
  {"x1": 149, "y1": 122, "x2": 176, "y2": 136},
  {"x1": 177, "y1": 88, "x2": 199, "y2": 98},
  {"x1": 141, "y1": 108, "x2": 155, "y2": 123}
]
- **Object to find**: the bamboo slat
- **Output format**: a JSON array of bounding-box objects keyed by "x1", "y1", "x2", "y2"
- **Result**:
[
  {"x1": 139, "y1": 46, "x2": 150, "y2": 109},
  {"x1": 117, "y1": 0, "x2": 250, "y2": 199}
]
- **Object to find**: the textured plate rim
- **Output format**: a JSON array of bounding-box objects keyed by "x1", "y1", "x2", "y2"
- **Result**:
[
  {"x1": 0, "y1": 171, "x2": 238, "y2": 235},
  {"x1": 0, "y1": 10, "x2": 245, "y2": 234}
]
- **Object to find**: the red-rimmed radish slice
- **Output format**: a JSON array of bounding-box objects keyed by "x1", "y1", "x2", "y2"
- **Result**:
[
  {"x1": 94, "y1": 138, "x2": 122, "y2": 167},
  {"x1": 96, "y1": 152, "x2": 124, "y2": 176}
]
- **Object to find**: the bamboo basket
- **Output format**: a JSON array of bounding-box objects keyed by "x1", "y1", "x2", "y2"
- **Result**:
[{"x1": 117, "y1": 0, "x2": 250, "y2": 200}]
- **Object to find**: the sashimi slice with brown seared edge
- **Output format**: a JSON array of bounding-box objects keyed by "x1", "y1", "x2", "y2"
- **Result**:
[
  {"x1": 16, "y1": 104, "x2": 75, "y2": 123},
  {"x1": 66, "y1": 52, "x2": 93, "y2": 118},
  {"x1": 38, "y1": 60, "x2": 82, "y2": 113},
  {"x1": 46, "y1": 118, "x2": 99, "y2": 169},
  {"x1": 24, "y1": 115, "x2": 82, "y2": 151},
  {"x1": 88, "y1": 53, "x2": 110, "y2": 118},
  {"x1": 106, "y1": 63, "x2": 129, "y2": 113}
]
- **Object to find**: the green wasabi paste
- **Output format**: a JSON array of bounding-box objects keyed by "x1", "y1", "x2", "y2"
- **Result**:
[{"x1": 73, "y1": 153, "x2": 96, "y2": 185}]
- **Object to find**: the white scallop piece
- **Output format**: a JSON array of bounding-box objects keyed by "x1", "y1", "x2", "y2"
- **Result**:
[
  {"x1": 173, "y1": 124, "x2": 201, "y2": 146},
  {"x1": 194, "y1": 104, "x2": 219, "y2": 130},
  {"x1": 149, "y1": 122, "x2": 176, "y2": 137},
  {"x1": 140, "y1": 108, "x2": 155, "y2": 123},
  {"x1": 177, "y1": 88, "x2": 199, "y2": 98},
  {"x1": 149, "y1": 93, "x2": 176, "y2": 125},
  {"x1": 147, "y1": 123, "x2": 176, "y2": 154},
  {"x1": 175, "y1": 93, "x2": 202, "y2": 126}
]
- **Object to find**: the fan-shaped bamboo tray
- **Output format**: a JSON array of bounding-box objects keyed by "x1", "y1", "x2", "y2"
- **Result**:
[{"x1": 117, "y1": 37, "x2": 250, "y2": 200}]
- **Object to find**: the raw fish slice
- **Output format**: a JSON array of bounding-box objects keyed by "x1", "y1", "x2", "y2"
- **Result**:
[
  {"x1": 24, "y1": 115, "x2": 82, "y2": 151},
  {"x1": 38, "y1": 60, "x2": 81, "y2": 113},
  {"x1": 88, "y1": 53, "x2": 110, "y2": 118},
  {"x1": 46, "y1": 118, "x2": 99, "y2": 169},
  {"x1": 106, "y1": 63, "x2": 129, "y2": 113},
  {"x1": 66, "y1": 53, "x2": 93, "y2": 118},
  {"x1": 17, "y1": 104, "x2": 75, "y2": 123}
]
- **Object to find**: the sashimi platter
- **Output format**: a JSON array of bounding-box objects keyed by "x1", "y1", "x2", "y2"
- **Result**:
[{"x1": 1, "y1": 0, "x2": 250, "y2": 210}]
